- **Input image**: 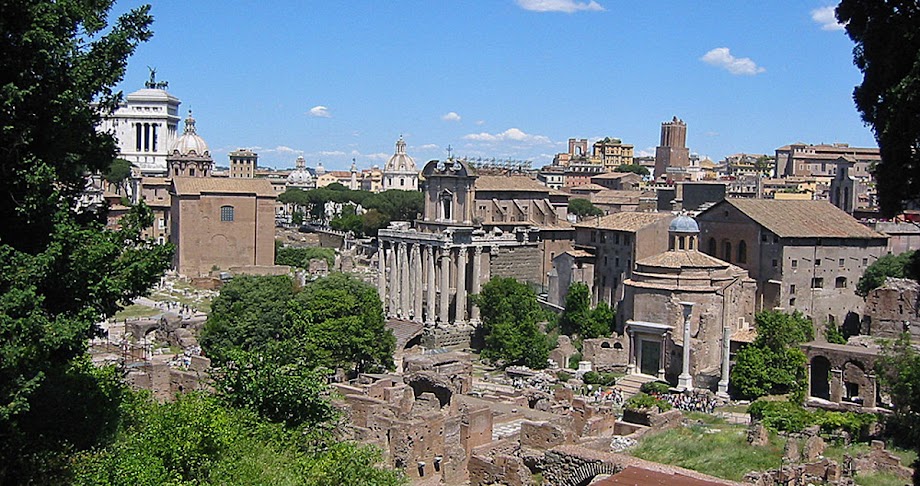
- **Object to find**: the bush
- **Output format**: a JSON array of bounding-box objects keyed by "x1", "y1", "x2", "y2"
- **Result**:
[
  {"x1": 747, "y1": 400, "x2": 877, "y2": 436},
  {"x1": 556, "y1": 371, "x2": 571, "y2": 382},
  {"x1": 568, "y1": 353, "x2": 582, "y2": 370},
  {"x1": 640, "y1": 381, "x2": 671, "y2": 395},
  {"x1": 625, "y1": 392, "x2": 672, "y2": 412}
]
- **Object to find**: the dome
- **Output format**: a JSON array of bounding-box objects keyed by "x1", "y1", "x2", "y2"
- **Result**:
[
  {"x1": 669, "y1": 214, "x2": 699, "y2": 233},
  {"x1": 384, "y1": 136, "x2": 418, "y2": 173},
  {"x1": 170, "y1": 111, "x2": 209, "y2": 156},
  {"x1": 315, "y1": 162, "x2": 326, "y2": 175}
]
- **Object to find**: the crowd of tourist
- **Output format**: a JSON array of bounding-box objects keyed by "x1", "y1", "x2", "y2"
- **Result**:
[{"x1": 658, "y1": 391, "x2": 718, "y2": 413}]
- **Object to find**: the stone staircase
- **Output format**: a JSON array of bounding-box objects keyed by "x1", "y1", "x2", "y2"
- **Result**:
[{"x1": 615, "y1": 374, "x2": 659, "y2": 398}]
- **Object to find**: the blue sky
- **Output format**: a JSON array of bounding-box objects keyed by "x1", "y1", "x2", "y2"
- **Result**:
[{"x1": 111, "y1": 1, "x2": 874, "y2": 170}]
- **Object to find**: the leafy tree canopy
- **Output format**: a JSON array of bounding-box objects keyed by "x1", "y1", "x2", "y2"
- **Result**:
[
  {"x1": 856, "y1": 250, "x2": 919, "y2": 296},
  {"x1": 275, "y1": 246, "x2": 335, "y2": 269},
  {"x1": 472, "y1": 277, "x2": 550, "y2": 368},
  {"x1": 0, "y1": 1, "x2": 171, "y2": 480},
  {"x1": 559, "y1": 282, "x2": 615, "y2": 338},
  {"x1": 615, "y1": 163, "x2": 650, "y2": 176},
  {"x1": 837, "y1": 1, "x2": 920, "y2": 216},
  {"x1": 568, "y1": 198, "x2": 604, "y2": 219},
  {"x1": 730, "y1": 310, "x2": 813, "y2": 401}
]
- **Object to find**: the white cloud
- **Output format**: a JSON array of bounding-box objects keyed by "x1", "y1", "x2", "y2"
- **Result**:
[
  {"x1": 700, "y1": 47, "x2": 765, "y2": 76},
  {"x1": 463, "y1": 128, "x2": 552, "y2": 145},
  {"x1": 308, "y1": 105, "x2": 332, "y2": 118},
  {"x1": 516, "y1": 0, "x2": 604, "y2": 13},
  {"x1": 418, "y1": 143, "x2": 439, "y2": 150},
  {"x1": 811, "y1": 5, "x2": 845, "y2": 31},
  {"x1": 475, "y1": 120, "x2": 486, "y2": 126},
  {"x1": 319, "y1": 150, "x2": 346, "y2": 157},
  {"x1": 636, "y1": 147, "x2": 656, "y2": 157},
  {"x1": 441, "y1": 111, "x2": 462, "y2": 122}
]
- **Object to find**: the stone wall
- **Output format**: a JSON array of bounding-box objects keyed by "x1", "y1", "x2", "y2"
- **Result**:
[
  {"x1": 491, "y1": 245, "x2": 542, "y2": 285},
  {"x1": 863, "y1": 278, "x2": 920, "y2": 340},
  {"x1": 582, "y1": 337, "x2": 629, "y2": 373}
]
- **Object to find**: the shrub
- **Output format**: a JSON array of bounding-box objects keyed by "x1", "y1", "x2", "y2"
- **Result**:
[
  {"x1": 640, "y1": 381, "x2": 671, "y2": 395},
  {"x1": 625, "y1": 392, "x2": 672, "y2": 412},
  {"x1": 582, "y1": 371, "x2": 601, "y2": 384},
  {"x1": 556, "y1": 371, "x2": 571, "y2": 383},
  {"x1": 747, "y1": 399, "x2": 877, "y2": 436},
  {"x1": 568, "y1": 352, "x2": 582, "y2": 370}
]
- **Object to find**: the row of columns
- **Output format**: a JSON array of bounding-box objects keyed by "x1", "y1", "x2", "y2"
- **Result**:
[{"x1": 378, "y1": 241, "x2": 487, "y2": 325}]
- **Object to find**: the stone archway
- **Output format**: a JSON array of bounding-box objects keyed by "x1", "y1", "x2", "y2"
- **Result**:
[{"x1": 810, "y1": 356, "x2": 831, "y2": 400}]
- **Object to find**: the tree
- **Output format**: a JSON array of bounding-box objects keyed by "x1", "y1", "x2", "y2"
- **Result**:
[
  {"x1": 559, "y1": 283, "x2": 615, "y2": 338},
  {"x1": 472, "y1": 277, "x2": 550, "y2": 368},
  {"x1": 200, "y1": 275, "x2": 298, "y2": 363},
  {"x1": 289, "y1": 273, "x2": 395, "y2": 374},
  {"x1": 615, "y1": 163, "x2": 650, "y2": 176},
  {"x1": 202, "y1": 273, "x2": 395, "y2": 375},
  {"x1": 875, "y1": 334, "x2": 920, "y2": 480},
  {"x1": 330, "y1": 203, "x2": 364, "y2": 236},
  {"x1": 568, "y1": 198, "x2": 604, "y2": 220},
  {"x1": 363, "y1": 190, "x2": 424, "y2": 222},
  {"x1": 362, "y1": 208, "x2": 391, "y2": 237},
  {"x1": 837, "y1": 1, "x2": 920, "y2": 216},
  {"x1": 856, "y1": 250, "x2": 918, "y2": 296},
  {"x1": 275, "y1": 246, "x2": 335, "y2": 269},
  {"x1": 0, "y1": 2, "x2": 169, "y2": 481},
  {"x1": 104, "y1": 158, "x2": 133, "y2": 194},
  {"x1": 730, "y1": 310, "x2": 813, "y2": 400}
]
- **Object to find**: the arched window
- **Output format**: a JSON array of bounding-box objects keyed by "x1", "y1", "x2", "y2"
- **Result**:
[
  {"x1": 737, "y1": 240, "x2": 747, "y2": 264},
  {"x1": 722, "y1": 241, "x2": 732, "y2": 262},
  {"x1": 708, "y1": 237, "x2": 716, "y2": 256},
  {"x1": 220, "y1": 205, "x2": 235, "y2": 222},
  {"x1": 836, "y1": 276, "x2": 848, "y2": 288}
]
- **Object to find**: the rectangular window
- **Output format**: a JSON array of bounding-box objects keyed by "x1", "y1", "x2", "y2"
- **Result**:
[
  {"x1": 772, "y1": 259, "x2": 778, "y2": 268},
  {"x1": 220, "y1": 205, "x2": 235, "y2": 222},
  {"x1": 836, "y1": 276, "x2": 848, "y2": 289},
  {"x1": 790, "y1": 284, "x2": 796, "y2": 294},
  {"x1": 791, "y1": 259, "x2": 798, "y2": 268},
  {"x1": 862, "y1": 258, "x2": 868, "y2": 266},
  {"x1": 812, "y1": 277, "x2": 824, "y2": 289},
  {"x1": 790, "y1": 297, "x2": 796, "y2": 306},
  {"x1": 614, "y1": 233, "x2": 620, "y2": 244},
  {"x1": 839, "y1": 258, "x2": 845, "y2": 267},
  {"x1": 816, "y1": 258, "x2": 822, "y2": 266}
]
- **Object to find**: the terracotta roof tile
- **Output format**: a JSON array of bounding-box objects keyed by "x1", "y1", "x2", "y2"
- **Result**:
[
  {"x1": 171, "y1": 177, "x2": 276, "y2": 197},
  {"x1": 575, "y1": 211, "x2": 670, "y2": 232},
  {"x1": 710, "y1": 199, "x2": 884, "y2": 239},
  {"x1": 474, "y1": 175, "x2": 550, "y2": 192}
]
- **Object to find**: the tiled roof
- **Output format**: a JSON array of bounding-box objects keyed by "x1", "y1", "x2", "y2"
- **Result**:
[
  {"x1": 591, "y1": 171, "x2": 639, "y2": 180},
  {"x1": 709, "y1": 199, "x2": 883, "y2": 239},
  {"x1": 575, "y1": 211, "x2": 670, "y2": 232},
  {"x1": 171, "y1": 177, "x2": 276, "y2": 197},
  {"x1": 637, "y1": 250, "x2": 729, "y2": 269},
  {"x1": 474, "y1": 175, "x2": 550, "y2": 192}
]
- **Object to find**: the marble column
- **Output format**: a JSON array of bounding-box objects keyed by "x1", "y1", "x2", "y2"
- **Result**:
[
  {"x1": 677, "y1": 302, "x2": 695, "y2": 390},
  {"x1": 865, "y1": 373, "x2": 877, "y2": 408},
  {"x1": 377, "y1": 242, "x2": 386, "y2": 308},
  {"x1": 658, "y1": 332, "x2": 667, "y2": 381},
  {"x1": 426, "y1": 246, "x2": 436, "y2": 324},
  {"x1": 412, "y1": 244, "x2": 423, "y2": 321},
  {"x1": 470, "y1": 246, "x2": 482, "y2": 324},
  {"x1": 627, "y1": 329, "x2": 637, "y2": 374},
  {"x1": 439, "y1": 247, "x2": 450, "y2": 324},
  {"x1": 399, "y1": 242, "x2": 409, "y2": 318},
  {"x1": 830, "y1": 368, "x2": 844, "y2": 403},
  {"x1": 717, "y1": 325, "x2": 731, "y2": 398},
  {"x1": 454, "y1": 247, "x2": 467, "y2": 325},
  {"x1": 387, "y1": 244, "x2": 398, "y2": 318}
]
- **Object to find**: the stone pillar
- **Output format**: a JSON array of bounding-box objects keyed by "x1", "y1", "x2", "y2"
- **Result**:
[
  {"x1": 387, "y1": 244, "x2": 398, "y2": 318},
  {"x1": 412, "y1": 244, "x2": 423, "y2": 321},
  {"x1": 865, "y1": 373, "x2": 877, "y2": 408},
  {"x1": 454, "y1": 247, "x2": 467, "y2": 325},
  {"x1": 377, "y1": 241, "x2": 386, "y2": 309},
  {"x1": 830, "y1": 368, "x2": 844, "y2": 403},
  {"x1": 678, "y1": 302, "x2": 695, "y2": 390},
  {"x1": 439, "y1": 247, "x2": 450, "y2": 324},
  {"x1": 470, "y1": 246, "x2": 482, "y2": 324},
  {"x1": 717, "y1": 325, "x2": 731, "y2": 398},
  {"x1": 806, "y1": 361, "x2": 813, "y2": 399},
  {"x1": 399, "y1": 242, "x2": 409, "y2": 318},
  {"x1": 658, "y1": 332, "x2": 667, "y2": 381},
  {"x1": 627, "y1": 329, "x2": 636, "y2": 375},
  {"x1": 426, "y1": 246, "x2": 436, "y2": 324}
]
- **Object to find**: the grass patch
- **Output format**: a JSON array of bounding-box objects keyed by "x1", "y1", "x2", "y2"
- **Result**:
[
  {"x1": 114, "y1": 303, "x2": 161, "y2": 320},
  {"x1": 854, "y1": 471, "x2": 912, "y2": 486},
  {"x1": 630, "y1": 422, "x2": 785, "y2": 481}
]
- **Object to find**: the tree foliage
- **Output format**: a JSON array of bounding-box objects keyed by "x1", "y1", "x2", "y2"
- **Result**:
[
  {"x1": 730, "y1": 311, "x2": 813, "y2": 400},
  {"x1": 559, "y1": 282, "x2": 615, "y2": 338},
  {"x1": 104, "y1": 158, "x2": 133, "y2": 193},
  {"x1": 856, "y1": 250, "x2": 919, "y2": 296},
  {"x1": 568, "y1": 198, "x2": 604, "y2": 219},
  {"x1": 70, "y1": 391, "x2": 405, "y2": 486},
  {"x1": 202, "y1": 273, "x2": 395, "y2": 374},
  {"x1": 275, "y1": 246, "x2": 335, "y2": 269},
  {"x1": 0, "y1": 2, "x2": 171, "y2": 481},
  {"x1": 615, "y1": 163, "x2": 650, "y2": 176},
  {"x1": 472, "y1": 277, "x2": 550, "y2": 368},
  {"x1": 837, "y1": 1, "x2": 920, "y2": 216},
  {"x1": 875, "y1": 334, "x2": 920, "y2": 479},
  {"x1": 279, "y1": 187, "x2": 422, "y2": 231}
]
